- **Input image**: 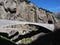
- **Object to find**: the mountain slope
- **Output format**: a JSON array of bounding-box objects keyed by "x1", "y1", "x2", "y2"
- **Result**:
[{"x1": 0, "y1": 0, "x2": 57, "y2": 24}]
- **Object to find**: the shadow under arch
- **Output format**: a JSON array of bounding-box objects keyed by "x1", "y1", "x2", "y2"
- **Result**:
[
  {"x1": 28, "y1": 24, "x2": 52, "y2": 33},
  {"x1": 13, "y1": 24, "x2": 52, "y2": 42},
  {"x1": 27, "y1": 29, "x2": 60, "y2": 45}
]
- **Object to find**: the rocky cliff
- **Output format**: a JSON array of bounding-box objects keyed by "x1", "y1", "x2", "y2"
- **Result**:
[
  {"x1": 0, "y1": 0, "x2": 57, "y2": 24},
  {"x1": 0, "y1": 0, "x2": 58, "y2": 44}
]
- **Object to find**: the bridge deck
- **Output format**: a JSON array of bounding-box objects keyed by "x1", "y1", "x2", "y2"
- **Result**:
[{"x1": 0, "y1": 19, "x2": 54, "y2": 31}]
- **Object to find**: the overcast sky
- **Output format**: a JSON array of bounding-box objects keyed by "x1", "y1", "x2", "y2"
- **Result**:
[{"x1": 29, "y1": 0, "x2": 60, "y2": 12}]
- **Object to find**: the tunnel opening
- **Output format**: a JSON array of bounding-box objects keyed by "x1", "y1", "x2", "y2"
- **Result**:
[{"x1": 48, "y1": 20, "x2": 53, "y2": 24}]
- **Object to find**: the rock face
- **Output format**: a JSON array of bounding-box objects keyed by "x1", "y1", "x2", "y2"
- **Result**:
[
  {"x1": 0, "y1": 0, "x2": 57, "y2": 24},
  {"x1": 0, "y1": 0, "x2": 58, "y2": 44}
]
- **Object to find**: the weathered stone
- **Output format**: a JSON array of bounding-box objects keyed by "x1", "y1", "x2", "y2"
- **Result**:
[
  {"x1": 0, "y1": 0, "x2": 57, "y2": 23},
  {"x1": 0, "y1": 0, "x2": 58, "y2": 44}
]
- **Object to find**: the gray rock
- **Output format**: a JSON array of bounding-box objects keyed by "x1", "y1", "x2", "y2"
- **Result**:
[
  {"x1": 0, "y1": 0, "x2": 57, "y2": 23},
  {"x1": 0, "y1": 0, "x2": 58, "y2": 44}
]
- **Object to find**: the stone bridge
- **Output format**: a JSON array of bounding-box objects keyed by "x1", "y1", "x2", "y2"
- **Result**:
[{"x1": 0, "y1": 19, "x2": 54, "y2": 31}]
